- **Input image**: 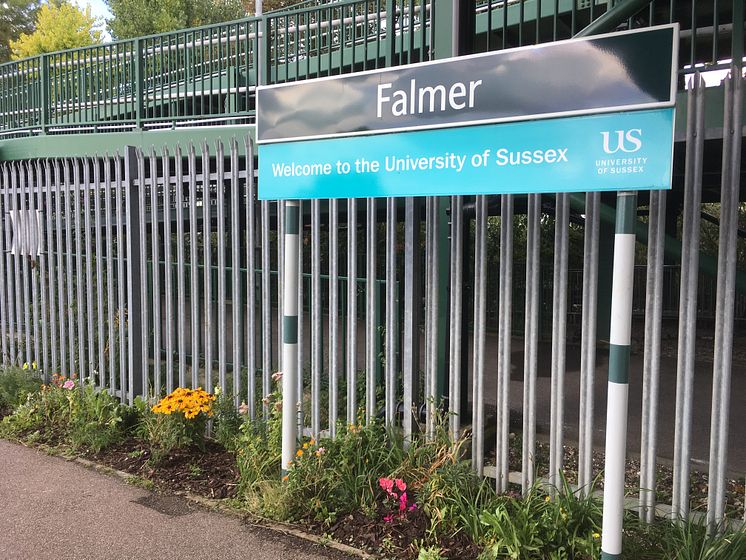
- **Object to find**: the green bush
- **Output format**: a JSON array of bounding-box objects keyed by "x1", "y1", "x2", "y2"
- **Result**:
[
  {"x1": 479, "y1": 481, "x2": 602, "y2": 560},
  {"x1": 212, "y1": 386, "x2": 243, "y2": 451},
  {"x1": 136, "y1": 387, "x2": 215, "y2": 464},
  {"x1": 236, "y1": 389, "x2": 283, "y2": 501},
  {"x1": 68, "y1": 384, "x2": 126, "y2": 452},
  {"x1": 0, "y1": 365, "x2": 43, "y2": 414},
  {"x1": 623, "y1": 514, "x2": 746, "y2": 560},
  {"x1": 0, "y1": 376, "x2": 76, "y2": 442}
]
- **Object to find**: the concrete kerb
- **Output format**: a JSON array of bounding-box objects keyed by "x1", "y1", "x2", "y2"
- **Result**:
[{"x1": 11, "y1": 439, "x2": 373, "y2": 559}]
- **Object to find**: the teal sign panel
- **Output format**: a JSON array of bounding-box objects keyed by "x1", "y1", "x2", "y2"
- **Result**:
[{"x1": 258, "y1": 108, "x2": 674, "y2": 200}]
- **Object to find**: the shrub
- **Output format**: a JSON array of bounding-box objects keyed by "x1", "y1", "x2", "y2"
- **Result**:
[
  {"x1": 236, "y1": 388, "x2": 283, "y2": 502},
  {"x1": 68, "y1": 383, "x2": 126, "y2": 452},
  {"x1": 212, "y1": 385, "x2": 243, "y2": 451},
  {"x1": 137, "y1": 387, "x2": 215, "y2": 464},
  {"x1": 0, "y1": 364, "x2": 44, "y2": 415},
  {"x1": 0, "y1": 374, "x2": 77, "y2": 442},
  {"x1": 479, "y1": 481, "x2": 602, "y2": 560}
]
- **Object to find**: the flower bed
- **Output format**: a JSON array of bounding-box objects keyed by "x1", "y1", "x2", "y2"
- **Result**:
[{"x1": 1, "y1": 366, "x2": 745, "y2": 560}]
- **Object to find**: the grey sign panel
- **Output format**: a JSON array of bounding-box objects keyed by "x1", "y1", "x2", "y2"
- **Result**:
[{"x1": 257, "y1": 24, "x2": 677, "y2": 144}]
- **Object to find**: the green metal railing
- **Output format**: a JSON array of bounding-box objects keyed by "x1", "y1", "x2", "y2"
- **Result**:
[{"x1": 0, "y1": 0, "x2": 742, "y2": 137}]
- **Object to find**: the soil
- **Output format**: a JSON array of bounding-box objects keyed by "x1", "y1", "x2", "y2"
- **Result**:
[
  {"x1": 86, "y1": 438, "x2": 240, "y2": 499},
  {"x1": 309, "y1": 506, "x2": 481, "y2": 560}
]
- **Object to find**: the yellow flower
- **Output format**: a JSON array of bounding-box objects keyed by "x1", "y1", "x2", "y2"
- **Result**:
[
  {"x1": 22, "y1": 362, "x2": 29, "y2": 370},
  {"x1": 545, "y1": 496, "x2": 551, "y2": 503},
  {"x1": 31, "y1": 361, "x2": 37, "y2": 369},
  {"x1": 296, "y1": 449, "x2": 303, "y2": 457},
  {"x1": 593, "y1": 532, "x2": 600, "y2": 539}
]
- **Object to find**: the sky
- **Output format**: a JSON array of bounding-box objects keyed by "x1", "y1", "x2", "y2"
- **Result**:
[{"x1": 71, "y1": 0, "x2": 113, "y2": 40}]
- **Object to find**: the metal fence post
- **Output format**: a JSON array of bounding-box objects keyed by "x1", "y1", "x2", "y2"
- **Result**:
[
  {"x1": 124, "y1": 146, "x2": 144, "y2": 402},
  {"x1": 134, "y1": 40, "x2": 144, "y2": 129},
  {"x1": 39, "y1": 55, "x2": 49, "y2": 134}
]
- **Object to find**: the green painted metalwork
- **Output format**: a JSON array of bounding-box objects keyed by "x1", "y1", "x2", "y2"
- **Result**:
[
  {"x1": 0, "y1": 126, "x2": 256, "y2": 160},
  {"x1": 0, "y1": 0, "x2": 741, "y2": 139}
]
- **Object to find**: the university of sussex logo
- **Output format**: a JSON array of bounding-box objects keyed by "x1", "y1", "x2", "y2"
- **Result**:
[{"x1": 600, "y1": 129, "x2": 643, "y2": 154}]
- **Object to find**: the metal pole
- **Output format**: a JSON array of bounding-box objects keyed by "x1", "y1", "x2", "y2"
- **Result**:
[
  {"x1": 365, "y1": 198, "x2": 376, "y2": 424},
  {"x1": 522, "y1": 193, "x2": 540, "y2": 493},
  {"x1": 281, "y1": 200, "x2": 300, "y2": 475},
  {"x1": 496, "y1": 194, "x2": 513, "y2": 492},
  {"x1": 672, "y1": 74, "x2": 705, "y2": 520},
  {"x1": 600, "y1": 191, "x2": 637, "y2": 560},
  {"x1": 311, "y1": 198, "x2": 321, "y2": 439},
  {"x1": 245, "y1": 137, "x2": 257, "y2": 418},
  {"x1": 639, "y1": 189, "x2": 666, "y2": 521},
  {"x1": 549, "y1": 193, "x2": 569, "y2": 491},
  {"x1": 347, "y1": 198, "x2": 358, "y2": 425},
  {"x1": 329, "y1": 198, "x2": 339, "y2": 437},
  {"x1": 385, "y1": 197, "x2": 397, "y2": 427},
  {"x1": 471, "y1": 195, "x2": 486, "y2": 474},
  {"x1": 706, "y1": 68, "x2": 742, "y2": 531},
  {"x1": 578, "y1": 191, "x2": 600, "y2": 496},
  {"x1": 448, "y1": 196, "x2": 463, "y2": 440},
  {"x1": 0, "y1": 167, "x2": 8, "y2": 365},
  {"x1": 402, "y1": 197, "x2": 421, "y2": 443}
]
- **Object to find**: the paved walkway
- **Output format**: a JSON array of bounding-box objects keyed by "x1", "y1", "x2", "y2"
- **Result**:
[{"x1": 0, "y1": 440, "x2": 352, "y2": 560}]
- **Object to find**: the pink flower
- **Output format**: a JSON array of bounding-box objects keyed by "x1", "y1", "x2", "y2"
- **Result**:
[
  {"x1": 399, "y1": 492, "x2": 408, "y2": 511},
  {"x1": 408, "y1": 503, "x2": 418, "y2": 512},
  {"x1": 383, "y1": 514, "x2": 393, "y2": 523},
  {"x1": 395, "y1": 479, "x2": 407, "y2": 492},
  {"x1": 62, "y1": 380, "x2": 75, "y2": 390},
  {"x1": 379, "y1": 478, "x2": 394, "y2": 494},
  {"x1": 238, "y1": 402, "x2": 249, "y2": 415},
  {"x1": 272, "y1": 371, "x2": 283, "y2": 383}
]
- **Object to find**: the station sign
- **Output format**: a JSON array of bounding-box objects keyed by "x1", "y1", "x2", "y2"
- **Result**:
[{"x1": 256, "y1": 24, "x2": 678, "y2": 200}]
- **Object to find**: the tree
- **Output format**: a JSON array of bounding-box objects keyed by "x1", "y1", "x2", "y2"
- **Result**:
[
  {"x1": 0, "y1": 0, "x2": 40, "y2": 63},
  {"x1": 10, "y1": 1, "x2": 102, "y2": 59},
  {"x1": 105, "y1": 0, "x2": 247, "y2": 39}
]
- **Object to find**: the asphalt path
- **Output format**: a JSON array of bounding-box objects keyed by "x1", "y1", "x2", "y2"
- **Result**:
[{"x1": 0, "y1": 440, "x2": 353, "y2": 560}]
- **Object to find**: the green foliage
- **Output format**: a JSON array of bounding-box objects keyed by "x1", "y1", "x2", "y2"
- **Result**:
[
  {"x1": 0, "y1": 365, "x2": 43, "y2": 414},
  {"x1": 0, "y1": 0, "x2": 40, "y2": 62},
  {"x1": 419, "y1": 447, "x2": 499, "y2": 542},
  {"x1": 479, "y1": 482, "x2": 602, "y2": 560},
  {"x1": 10, "y1": 1, "x2": 102, "y2": 59},
  {"x1": 105, "y1": 0, "x2": 245, "y2": 39},
  {"x1": 135, "y1": 398, "x2": 201, "y2": 464},
  {"x1": 281, "y1": 422, "x2": 402, "y2": 523},
  {"x1": 0, "y1": 378, "x2": 75, "y2": 441},
  {"x1": 623, "y1": 514, "x2": 746, "y2": 560},
  {"x1": 417, "y1": 545, "x2": 445, "y2": 560},
  {"x1": 235, "y1": 388, "x2": 283, "y2": 498},
  {"x1": 68, "y1": 384, "x2": 126, "y2": 452},
  {"x1": 212, "y1": 386, "x2": 243, "y2": 451}
]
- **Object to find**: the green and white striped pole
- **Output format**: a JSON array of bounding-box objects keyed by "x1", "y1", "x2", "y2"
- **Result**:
[
  {"x1": 601, "y1": 191, "x2": 637, "y2": 559},
  {"x1": 281, "y1": 200, "x2": 300, "y2": 475}
]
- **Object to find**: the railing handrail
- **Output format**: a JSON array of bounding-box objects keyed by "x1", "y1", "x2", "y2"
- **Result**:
[{"x1": 0, "y1": 0, "x2": 740, "y2": 137}]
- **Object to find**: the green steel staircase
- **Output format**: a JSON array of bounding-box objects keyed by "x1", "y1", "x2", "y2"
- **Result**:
[{"x1": 0, "y1": 0, "x2": 742, "y2": 138}]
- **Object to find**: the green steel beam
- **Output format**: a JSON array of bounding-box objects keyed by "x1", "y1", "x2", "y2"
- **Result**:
[
  {"x1": 0, "y1": 126, "x2": 256, "y2": 161},
  {"x1": 576, "y1": 0, "x2": 653, "y2": 37},
  {"x1": 3, "y1": 83, "x2": 739, "y2": 160}
]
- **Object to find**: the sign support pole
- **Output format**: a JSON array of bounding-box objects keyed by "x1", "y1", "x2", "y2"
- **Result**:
[
  {"x1": 281, "y1": 201, "x2": 300, "y2": 474},
  {"x1": 600, "y1": 191, "x2": 637, "y2": 559}
]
